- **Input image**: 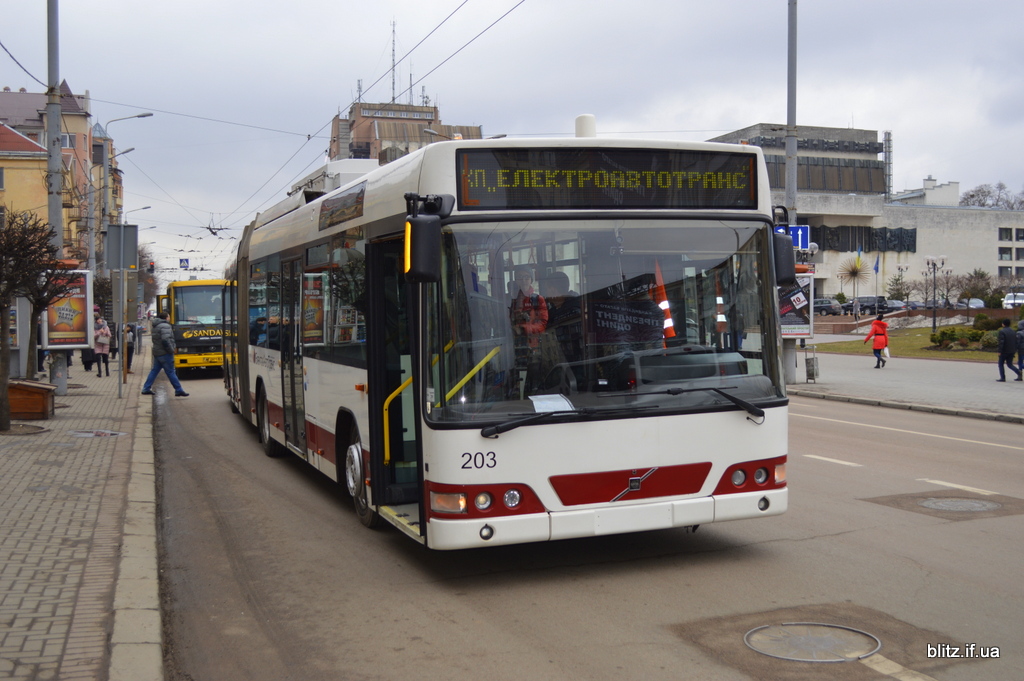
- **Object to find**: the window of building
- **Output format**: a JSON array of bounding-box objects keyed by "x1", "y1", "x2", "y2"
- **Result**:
[
  {"x1": 1017, "y1": 248, "x2": 1024, "y2": 261},
  {"x1": 1017, "y1": 267, "x2": 1024, "y2": 277},
  {"x1": 0, "y1": 167, "x2": 4, "y2": 190},
  {"x1": 1000, "y1": 266, "x2": 1012, "y2": 277},
  {"x1": 999, "y1": 247, "x2": 1012, "y2": 261},
  {"x1": 998, "y1": 228, "x2": 1013, "y2": 241},
  {"x1": 1018, "y1": 229, "x2": 1024, "y2": 241},
  {"x1": 60, "y1": 133, "x2": 76, "y2": 149}
]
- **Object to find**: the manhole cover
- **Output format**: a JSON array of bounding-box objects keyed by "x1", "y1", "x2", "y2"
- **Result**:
[
  {"x1": 918, "y1": 497, "x2": 1001, "y2": 512},
  {"x1": 69, "y1": 430, "x2": 127, "y2": 438},
  {"x1": 745, "y1": 622, "x2": 881, "y2": 662}
]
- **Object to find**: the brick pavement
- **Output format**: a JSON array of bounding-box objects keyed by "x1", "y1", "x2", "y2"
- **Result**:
[{"x1": 1, "y1": 352, "x2": 162, "y2": 681}]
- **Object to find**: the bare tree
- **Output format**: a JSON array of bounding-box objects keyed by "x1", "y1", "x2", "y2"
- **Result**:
[
  {"x1": 0, "y1": 207, "x2": 59, "y2": 431},
  {"x1": 960, "y1": 182, "x2": 1024, "y2": 210}
]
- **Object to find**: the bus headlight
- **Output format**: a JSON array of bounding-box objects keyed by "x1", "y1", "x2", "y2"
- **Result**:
[
  {"x1": 474, "y1": 492, "x2": 492, "y2": 511},
  {"x1": 731, "y1": 469, "x2": 747, "y2": 487},
  {"x1": 430, "y1": 491, "x2": 467, "y2": 514},
  {"x1": 503, "y1": 488, "x2": 522, "y2": 509},
  {"x1": 753, "y1": 467, "x2": 769, "y2": 485}
]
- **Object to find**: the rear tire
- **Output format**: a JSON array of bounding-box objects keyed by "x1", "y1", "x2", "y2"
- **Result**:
[
  {"x1": 257, "y1": 389, "x2": 287, "y2": 458},
  {"x1": 344, "y1": 436, "x2": 380, "y2": 529}
]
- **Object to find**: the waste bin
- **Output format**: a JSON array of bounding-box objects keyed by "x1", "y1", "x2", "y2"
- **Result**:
[{"x1": 804, "y1": 345, "x2": 818, "y2": 383}]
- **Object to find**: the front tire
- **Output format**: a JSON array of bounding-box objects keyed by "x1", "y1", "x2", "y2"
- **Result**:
[{"x1": 344, "y1": 438, "x2": 379, "y2": 529}]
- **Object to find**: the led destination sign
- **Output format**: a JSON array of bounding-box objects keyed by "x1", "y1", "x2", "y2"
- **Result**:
[{"x1": 457, "y1": 148, "x2": 757, "y2": 211}]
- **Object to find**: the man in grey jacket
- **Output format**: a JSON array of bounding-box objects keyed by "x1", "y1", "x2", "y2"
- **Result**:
[{"x1": 141, "y1": 313, "x2": 189, "y2": 396}]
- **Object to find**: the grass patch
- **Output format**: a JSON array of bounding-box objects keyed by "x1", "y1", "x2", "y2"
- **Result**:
[{"x1": 816, "y1": 327, "x2": 995, "y2": 362}]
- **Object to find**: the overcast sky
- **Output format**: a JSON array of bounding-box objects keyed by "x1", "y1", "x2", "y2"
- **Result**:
[{"x1": 4, "y1": 0, "x2": 1024, "y2": 279}]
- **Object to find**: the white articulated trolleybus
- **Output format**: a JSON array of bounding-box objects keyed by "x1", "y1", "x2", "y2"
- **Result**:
[{"x1": 223, "y1": 116, "x2": 797, "y2": 550}]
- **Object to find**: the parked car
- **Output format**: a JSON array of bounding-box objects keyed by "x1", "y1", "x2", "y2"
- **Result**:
[
  {"x1": 906, "y1": 301, "x2": 923, "y2": 310},
  {"x1": 813, "y1": 298, "x2": 843, "y2": 316},
  {"x1": 956, "y1": 298, "x2": 985, "y2": 309},
  {"x1": 1002, "y1": 293, "x2": 1024, "y2": 309},
  {"x1": 887, "y1": 300, "x2": 907, "y2": 311},
  {"x1": 842, "y1": 296, "x2": 889, "y2": 315}
]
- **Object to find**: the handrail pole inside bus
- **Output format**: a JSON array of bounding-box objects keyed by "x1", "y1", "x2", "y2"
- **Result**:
[{"x1": 382, "y1": 377, "x2": 413, "y2": 466}]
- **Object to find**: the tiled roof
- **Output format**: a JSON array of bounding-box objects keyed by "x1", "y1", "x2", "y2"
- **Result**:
[{"x1": 0, "y1": 121, "x2": 46, "y2": 153}]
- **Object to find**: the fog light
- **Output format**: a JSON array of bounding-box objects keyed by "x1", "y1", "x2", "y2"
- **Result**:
[
  {"x1": 474, "y1": 492, "x2": 492, "y2": 511},
  {"x1": 430, "y1": 491, "x2": 467, "y2": 514},
  {"x1": 757, "y1": 496, "x2": 770, "y2": 511},
  {"x1": 754, "y1": 467, "x2": 769, "y2": 485},
  {"x1": 503, "y1": 488, "x2": 522, "y2": 508},
  {"x1": 480, "y1": 524, "x2": 494, "y2": 540},
  {"x1": 731, "y1": 469, "x2": 747, "y2": 487}
]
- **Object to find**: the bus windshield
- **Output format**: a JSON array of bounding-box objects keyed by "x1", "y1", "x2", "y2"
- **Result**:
[
  {"x1": 173, "y1": 285, "x2": 224, "y2": 325},
  {"x1": 424, "y1": 218, "x2": 783, "y2": 424}
]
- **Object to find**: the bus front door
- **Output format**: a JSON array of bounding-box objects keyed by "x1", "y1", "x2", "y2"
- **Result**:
[
  {"x1": 281, "y1": 259, "x2": 307, "y2": 458},
  {"x1": 367, "y1": 239, "x2": 422, "y2": 514}
]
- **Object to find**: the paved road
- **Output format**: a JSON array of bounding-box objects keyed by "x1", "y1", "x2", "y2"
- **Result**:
[{"x1": 0, "y1": 335, "x2": 1019, "y2": 681}]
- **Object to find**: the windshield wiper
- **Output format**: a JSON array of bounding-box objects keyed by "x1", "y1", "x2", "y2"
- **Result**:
[
  {"x1": 480, "y1": 405, "x2": 659, "y2": 438},
  {"x1": 598, "y1": 385, "x2": 764, "y2": 418}
]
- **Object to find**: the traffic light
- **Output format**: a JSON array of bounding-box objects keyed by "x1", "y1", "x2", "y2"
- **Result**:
[{"x1": 147, "y1": 261, "x2": 155, "y2": 274}]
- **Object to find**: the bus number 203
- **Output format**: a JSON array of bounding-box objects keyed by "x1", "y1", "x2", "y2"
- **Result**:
[{"x1": 462, "y1": 452, "x2": 497, "y2": 469}]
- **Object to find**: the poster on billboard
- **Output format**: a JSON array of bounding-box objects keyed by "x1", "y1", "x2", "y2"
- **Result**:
[
  {"x1": 42, "y1": 270, "x2": 94, "y2": 350},
  {"x1": 780, "y1": 274, "x2": 814, "y2": 338}
]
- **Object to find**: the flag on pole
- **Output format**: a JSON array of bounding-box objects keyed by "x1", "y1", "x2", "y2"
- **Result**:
[{"x1": 873, "y1": 255, "x2": 879, "y2": 274}]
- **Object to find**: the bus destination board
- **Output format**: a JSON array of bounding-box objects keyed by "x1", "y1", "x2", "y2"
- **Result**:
[{"x1": 457, "y1": 148, "x2": 757, "y2": 211}]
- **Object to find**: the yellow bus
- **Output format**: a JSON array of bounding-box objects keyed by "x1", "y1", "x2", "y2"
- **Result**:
[{"x1": 156, "y1": 279, "x2": 230, "y2": 370}]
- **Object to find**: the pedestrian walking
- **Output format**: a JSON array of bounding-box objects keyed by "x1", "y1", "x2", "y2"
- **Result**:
[
  {"x1": 1016, "y1": 320, "x2": 1024, "y2": 375},
  {"x1": 141, "y1": 312, "x2": 189, "y2": 396},
  {"x1": 125, "y1": 323, "x2": 136, "y2": 373},
  {"x1": 995, "y1": 318, "x2": 1022, "y2": 382},
  {"x1": 852, "y1": 298, "x2": 861, "y2": 322},
  {"x1": 93, "y1": 315, "x2": 112, "y2": 377},
  {"x1": 863, "y1": 313, "x2": 888, "y2": 368}
]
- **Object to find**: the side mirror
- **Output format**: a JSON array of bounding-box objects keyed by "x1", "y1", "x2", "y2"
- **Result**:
[
  {"x1": 773, "y1": 232, "x2": 797, "y2": 286},
  {"x1": 404, "y1": 215, "x2": 441, "y2": 283}
]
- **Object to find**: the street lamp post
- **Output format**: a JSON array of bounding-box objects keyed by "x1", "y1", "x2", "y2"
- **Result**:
[
  {"x1": 114, "y1": 206, "x2": 149, "y2": 398},
  {"x1": 100, "y1": 112, "x2": 152, "y2": 273},
  {"x1": 923, "y1": 256, "x2": 947, "y2": 333}
]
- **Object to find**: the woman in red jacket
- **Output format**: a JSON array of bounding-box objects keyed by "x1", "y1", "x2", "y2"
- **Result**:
[{"x1": 863, "y1": 313, "x2": 889, "y2": 368}]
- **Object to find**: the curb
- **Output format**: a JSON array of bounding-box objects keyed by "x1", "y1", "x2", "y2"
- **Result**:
[
  {"x1": 788, "y1": 388, "x2": 1024, "y2": 424},
  {"x1": 109, "y1": 368, "x2": 164, "y2": 681}
]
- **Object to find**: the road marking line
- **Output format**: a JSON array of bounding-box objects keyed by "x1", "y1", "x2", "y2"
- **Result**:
[
  {"x1": 804, "y1": 454, "x2": 862, "y2": 467},
  {"x1": 860, "y1": 653, "x2": 939, "y2": 681},
  {"x1": 791, "y1": 413, "x2": 1024, "y2": 452},
  {"x1": 916, "y1": 479, "x2": 999, "y2": 496}
]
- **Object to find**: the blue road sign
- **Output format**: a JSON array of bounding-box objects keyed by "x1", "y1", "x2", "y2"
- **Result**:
[{"x1": 179, "y1": 258, "x2": 190, "y2": 269}]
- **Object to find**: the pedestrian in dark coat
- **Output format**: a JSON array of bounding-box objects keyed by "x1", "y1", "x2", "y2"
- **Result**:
[{"x1": 996, "y1": 318, "x2": 1022, "y2": 382}]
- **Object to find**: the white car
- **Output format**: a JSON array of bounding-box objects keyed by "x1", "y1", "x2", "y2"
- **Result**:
[{"x1": 1003, "y1": 293, "x2": 1024, "y2": 309}]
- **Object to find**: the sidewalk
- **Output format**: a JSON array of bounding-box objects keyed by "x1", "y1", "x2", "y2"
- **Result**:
[
  {"x1": 1, "y1": 338, "x2": 1019, "y2": 681},
  {"x1": 0, "y1": 353, "x2": 162, "y2": 681},
  {"x1": 791, "y1": 334, "x2": 1024, "y2": 423}
]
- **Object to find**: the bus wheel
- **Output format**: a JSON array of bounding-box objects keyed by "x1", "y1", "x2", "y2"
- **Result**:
[
  {"x1": 257, "y1": 390, "x2": 286, "y2": 458},
  {"x1": 345, "y1": 441, "x2": 379, "y2": 529}
]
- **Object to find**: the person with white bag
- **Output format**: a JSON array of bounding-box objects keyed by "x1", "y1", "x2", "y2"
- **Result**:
[{"x1": 863, "y1": 313, "x2": 889, "y2": 369}]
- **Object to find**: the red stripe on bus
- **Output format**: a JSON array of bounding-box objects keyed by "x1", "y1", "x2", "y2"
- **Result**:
[{"x1": 549, "y1": 462, "x2": 712, "y2": 506}]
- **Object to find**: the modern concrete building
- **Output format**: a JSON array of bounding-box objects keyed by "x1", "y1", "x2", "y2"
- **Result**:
[{"x1": 711, "y1": 124, "x2": 1024, "y2": 299}]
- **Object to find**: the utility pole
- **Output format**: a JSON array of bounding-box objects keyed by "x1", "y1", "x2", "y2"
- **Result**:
[
  {"x1": 782, "y1": 0, "x2": 799, "y2": 384},
  {"x1": 46, "y1": 0, "x2": 68, "y2": 395}
]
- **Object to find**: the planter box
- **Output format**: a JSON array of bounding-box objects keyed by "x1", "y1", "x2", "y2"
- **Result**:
[{"x1": 7, "y1": 380, "x2": 57, "y2": 420}]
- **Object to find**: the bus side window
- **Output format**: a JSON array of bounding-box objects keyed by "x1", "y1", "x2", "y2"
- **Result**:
[{"x1": 249, "y1": 261, "x2": 268, "y2": 347}]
